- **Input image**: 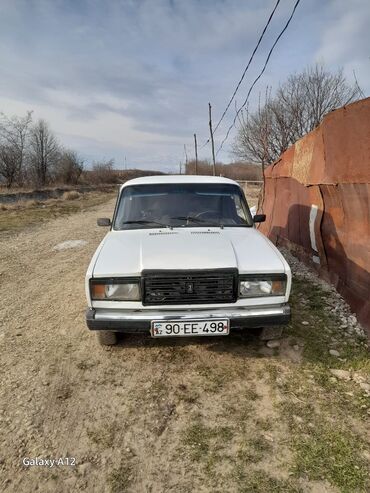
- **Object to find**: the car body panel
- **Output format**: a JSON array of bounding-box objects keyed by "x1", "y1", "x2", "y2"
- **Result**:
[
  {"x1": 85, "y1": 175, "x2": 292, "y2": 327},
  {"x1": 91, "y1": 228, "x2": 286, "y2": 277}
]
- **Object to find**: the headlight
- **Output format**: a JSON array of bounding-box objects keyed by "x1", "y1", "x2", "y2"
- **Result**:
[
  {"x1": 91, "y1": 279, "x2": 141, "y2": 301},
  {"x1": 239, "y1": 275, "x2": 286, "y2": 298}
]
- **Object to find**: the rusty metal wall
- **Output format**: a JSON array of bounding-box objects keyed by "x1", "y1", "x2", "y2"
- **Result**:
[{"x1": 259, "y1": 98, "x2": 370, "y2": 332}]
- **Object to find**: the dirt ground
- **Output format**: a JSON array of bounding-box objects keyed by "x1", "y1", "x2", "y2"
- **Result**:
[{"x1": 0, "y1": 195, "x2": 369, "y2": 493}]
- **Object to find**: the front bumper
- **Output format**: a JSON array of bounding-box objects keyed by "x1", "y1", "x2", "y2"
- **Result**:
[{"x1": 86, "y1": 304, "x2": 291, "y2": 333}]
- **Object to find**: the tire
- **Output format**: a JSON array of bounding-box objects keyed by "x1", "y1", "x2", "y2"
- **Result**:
[
  {"x1": 96, "y1": 330, "x2": 118, "y2": 346},
  {"x1": 259, "y1": 326, "x2": 283, "y2": 341}
]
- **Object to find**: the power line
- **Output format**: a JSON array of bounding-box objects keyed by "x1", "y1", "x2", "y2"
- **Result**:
[
  {"x1": 199, "y1": 0, "x2": 281, "y2": 150},
  {"x1": 213, "y1": 0, "x2": 281, "y2": 135},
  {"x1": 216, "y1": 0, "x2": 302, "y2": 156}
]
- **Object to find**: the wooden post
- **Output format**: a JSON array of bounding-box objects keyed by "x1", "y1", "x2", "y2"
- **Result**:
[
  {"x1": 208, "y1": 103, "x2": 216, "y2": 176},
  {"x1": 193, "y1": 133, "x2": 198, "y2": 175}
]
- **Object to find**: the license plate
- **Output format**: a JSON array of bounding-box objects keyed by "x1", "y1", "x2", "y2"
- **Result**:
[{"x1": 151, "y1": 319, "x2": 230, "y2": 337}]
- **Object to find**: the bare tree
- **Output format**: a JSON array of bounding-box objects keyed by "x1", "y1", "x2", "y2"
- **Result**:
[
  {"x1": 0, "y1": 111, "x2": 32, "y2": 187},
  {"x1": 233, "y1": 65, "x2": 362, "y2": 165},
  {"x1": 90, "y1": 159, "x2": 116, "y2": 183},
  {"x1": 29, "y1": 119, "x2": 59, "y2": 186},
  {"x1": 54, "y1": 149, "x2": 84, "y2": 184},
  {"x1": 0, "y1": 146, "x2": 19, "y2": 188},
  {"x1": 185, "y1": 159, "x2": 262, "y2": 180}
]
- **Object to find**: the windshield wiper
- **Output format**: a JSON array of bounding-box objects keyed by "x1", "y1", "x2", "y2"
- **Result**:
[
  {"x1": 170, "y1": 216, "x2": 223, "y2": 228},
  {"x1": 121, "y1": 220, "x2": 171, "y2": 229}
]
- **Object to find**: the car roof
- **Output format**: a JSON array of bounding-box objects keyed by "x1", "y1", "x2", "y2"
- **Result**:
[{"x1": 120, "y1": 175, "x2": 240, "y2": 190}]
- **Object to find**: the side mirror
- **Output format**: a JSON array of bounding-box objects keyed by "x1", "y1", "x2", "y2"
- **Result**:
[
  {"x1": 253, "y1": 214, "x2": 266, "y2": 223},
  {"x1": 97, "y1": 218, "x2": 111, "y2": 227}
]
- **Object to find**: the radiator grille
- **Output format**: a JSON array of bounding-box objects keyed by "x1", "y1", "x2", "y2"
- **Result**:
[{"x1": 142, "y1": 269, "x2": 238, "y2": 305}]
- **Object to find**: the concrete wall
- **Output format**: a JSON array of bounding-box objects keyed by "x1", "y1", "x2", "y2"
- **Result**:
[{"x1": 259, "y1": 98, "x2": 370, "y2": 332}]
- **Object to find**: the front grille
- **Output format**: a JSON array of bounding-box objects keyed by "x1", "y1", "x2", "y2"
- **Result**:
[{"x1": 142, "y1": 269, "x2": 238, "y2": 305}]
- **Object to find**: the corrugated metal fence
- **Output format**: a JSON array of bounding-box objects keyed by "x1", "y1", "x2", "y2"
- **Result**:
[{"x1": 259, "y1": 98, "x2": 370, "y2": 333}]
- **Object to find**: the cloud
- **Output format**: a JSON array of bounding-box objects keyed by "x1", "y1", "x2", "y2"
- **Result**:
[
  {"x1": 314, "y1": 0, "x2": 370, "y2": 91},
  {"x1": 0, "y1": 0, "x2": 369, "y2": 170}
]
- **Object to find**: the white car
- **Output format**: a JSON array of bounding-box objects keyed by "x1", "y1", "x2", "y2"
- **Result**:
[{"x1": 85, "y1": 175, "x2": 291, "y2": 345}]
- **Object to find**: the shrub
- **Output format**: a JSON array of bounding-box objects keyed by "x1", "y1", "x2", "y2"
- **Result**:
[{"x1": 62, "y1": 191, "x2": 81, "y2": 201}]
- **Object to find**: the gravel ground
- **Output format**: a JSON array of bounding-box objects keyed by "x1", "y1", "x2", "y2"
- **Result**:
[
  {"x1": 0, "y1": 197, "x2": 369, "y2": 493},
  {"x1": 280, "y1": 248, "x2": 366, "y2": 340}
]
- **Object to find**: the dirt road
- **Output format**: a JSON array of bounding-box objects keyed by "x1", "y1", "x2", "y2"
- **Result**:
[{"x1": 0, "y1": 197, "x2": 369, "y2": 492}]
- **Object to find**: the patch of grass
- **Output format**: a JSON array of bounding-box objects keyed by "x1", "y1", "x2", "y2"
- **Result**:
[
  {"x1": 216, "y1": 426, "x2": 234, "y2": 442},
  {"x1": 108, "y1": 463, "x2": 134, "y2": 493},
  {"x1": 235, "y1": 469, "x2": 301, "y2": 493},
  {"x1": 148, "y1": 380, "x2": 169, "y2": 403},
  {"x1": 279, "y1": 399, "x2": 317, "y2": 430},
  {"x1": 224, "y1": 399, "x2": 255, "y2": 423},
  {"x1": 255, "y1": 417, "x2": 273, "y2": 431},
  {"x1": 162, "y1": 347, "x2": 191, "y2": 364},
  {"x1": 313, "y1": 368, "x2": 370, "y2": 419},
  {"x1": 264, "y1": 362, "x2": 281, "y2": 384},
  {"x1": 176, "y1": 384, "x2": 199, "y2": 404},
  {"x1": 237, "y1": 435, "x2": 273, "y2": 464},
  {"x1": 244, "y1": 386, "x2": 260, "y2": 401},
  {"x1": 0, "y1": 191, "x2": 115, "y2": 233},
  {"x1": 279, "y1": 396, "x2": 369, "y2": 492},
  {"x1": 144, "y1": 346, "x2": 191, "y2": 367},
  {"x1": 196, "y1": 364, "x2": 235, "y2": 393},
  {"x1": 87, "y1": 421, "x2": 120, "y2": 448},
  {"x1": 293, "y1": 425, "x2": 369, "y2": 492},
  {"x1": 181, "y1": 422, "x2": 233, "y2": 462},
  {"x1": 182, "y1": 423, "x2": 210, "y2": 461}
]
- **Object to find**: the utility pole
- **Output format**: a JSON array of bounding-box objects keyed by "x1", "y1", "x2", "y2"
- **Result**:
[
  {"x1": 184, "y1": 144, "x2": 188, "y2": 174},
  {"x1": 208, "y1": 102, "x2": 216, "y2": 176},
  {"x1": 179, "y1": 161, "x2": 182, "y2": 174},
  {"x1": 193, "y1": 133, "x2": 198, "y2": 175}
]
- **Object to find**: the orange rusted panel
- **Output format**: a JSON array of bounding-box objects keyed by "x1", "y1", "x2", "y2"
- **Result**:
[
  {"x1": 320, "y1": 183, "x2": 370, "y2": 326},
  {"x1": 321, "y1": 99, "x2": 370, "y2": 184},
  {"x1": 259, "y1": 98, "x2": 370, "y2": 333}
]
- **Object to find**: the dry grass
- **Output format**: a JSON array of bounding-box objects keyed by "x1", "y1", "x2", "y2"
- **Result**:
[
  {"x1": 241, "y1": 183, "x2": 262, "y2": 207},
  {"x1": 62, "y1": 190, "x2": 81, "y2": 200},
  {"x1": 0, "y1": 191, "x2": 116, "y2": 233}
]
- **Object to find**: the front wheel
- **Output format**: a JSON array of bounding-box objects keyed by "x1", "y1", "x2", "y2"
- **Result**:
[{"x1": 96, "y1": 330, "x2": 118, "y2": 346}]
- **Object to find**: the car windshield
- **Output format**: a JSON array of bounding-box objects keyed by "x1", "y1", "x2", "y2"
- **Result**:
[{"x1": 113, "y1": 183, "x2": 253, "y2": 230}]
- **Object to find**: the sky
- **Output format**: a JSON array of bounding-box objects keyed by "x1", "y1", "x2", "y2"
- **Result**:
[{"x1": 0, "y1": 0, "x2": 369, "y2": 172}]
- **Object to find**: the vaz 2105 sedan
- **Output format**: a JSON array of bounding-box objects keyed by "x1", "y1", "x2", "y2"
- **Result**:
[{"x1": 85, "y1": 176, "x2": 291, "y2": 345}]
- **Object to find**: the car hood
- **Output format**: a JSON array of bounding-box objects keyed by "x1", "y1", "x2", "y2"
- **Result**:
[{"x1": 92, "y1": 228, "x2": 286, "y2": 277}]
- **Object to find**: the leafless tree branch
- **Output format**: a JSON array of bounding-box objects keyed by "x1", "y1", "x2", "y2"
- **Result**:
[{"x1": 232, "y1": 64, "x2": 362, "y2": 166}]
